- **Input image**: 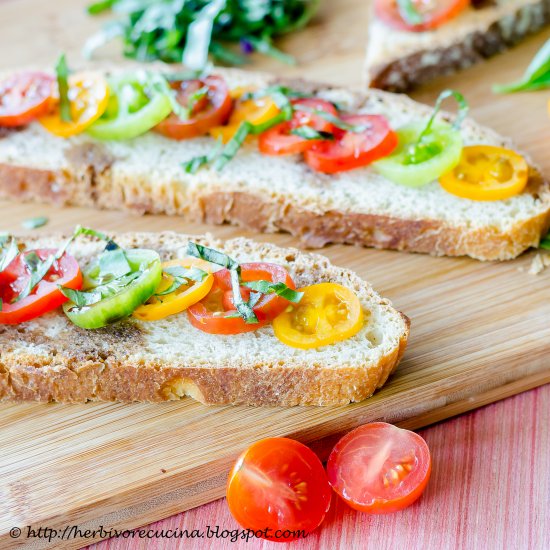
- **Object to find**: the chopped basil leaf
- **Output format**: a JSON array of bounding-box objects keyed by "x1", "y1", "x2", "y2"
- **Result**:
[
  {"x1": 187, "y1": 85, "x2": 209, "y2": 111},
  {"x1": 248, "y1": 291, "x2": 262, "y2": 308},
  {"x1": 155, "y1": 266, "x2": 207, "y2": 296},
  {"x1": 0, "y1": 237, "x2": 19, "y2": 272},
  {"x1": 397, "y1": 0, "x2": 424, "y2": 25},
  {"x1": 55, "y1": 54, "x2": 72, "y2": 123},
  {"x1": 59, "y1": 286, "x2": 101, "y2": 308},
  {"x1": 182, "y1": 138, "x2": 223, "y2": 174},
  {"x1": 15, "y1": 251, "x2": 58, "y2": 303},
  {"x1": 98, "y1": 248, "x2": 132, "y2": 279},
  {"x1": 293, "y1": 104, "x2": 367, "y2": 133},
  {"x1": 0, "y1": 298, "x2": 2, "y2": 312},
  {"x1": 290, "y1": 126, "x2": 334, "y2": 140},
  {"x1": 243, "y1": 280, "x2": 303, "y2": 303},
  {"x1": 540, "y1": 233, "x2": 550, "y2": 250},
  {"x1": 187, "y1": 242, "x2": 239, "y2": 270},
  {"x1": 494, "y1": 38, "x2": 550, "y2": 94},
  {"x1": 22, "y1": 216, "x2": 49, "y2": 230},
  {"x1": 147, "y1": 73, "x2": 190, "y2": 121},
  {"x1": 230, "y1": 267, "x2": 258, "y2": 324},
  {"x1": 86, "y1": 0, "x2": 116, "y2": 15}
]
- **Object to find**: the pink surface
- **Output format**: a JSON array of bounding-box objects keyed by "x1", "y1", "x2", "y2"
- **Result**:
[{"x1": 91, "y1": 385, "x2": 550, "y2": 550}]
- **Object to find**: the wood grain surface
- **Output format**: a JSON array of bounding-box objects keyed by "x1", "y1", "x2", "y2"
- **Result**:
[{"x1": 0, "y1": 0, "x2": 549, "y2": 548}]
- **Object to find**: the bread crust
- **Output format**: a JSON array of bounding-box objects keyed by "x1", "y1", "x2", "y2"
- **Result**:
[
  {"x1": 0, "y1": 162, "x2": 548, "y2": 261},
  {"x1": 366, "y1": 0, "x2": 550, "y2": 91}
]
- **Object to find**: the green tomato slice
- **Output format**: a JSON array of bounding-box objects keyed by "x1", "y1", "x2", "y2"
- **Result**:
[
  {"x1": 63, "y1": 249, "x2": 162, "y2": 329},
  {"x1": 373, "y1": 121, "x2": 463, "y2": 187},
  {"x1": 87, "y1": 75, "x2": 172, "y2": 140}
]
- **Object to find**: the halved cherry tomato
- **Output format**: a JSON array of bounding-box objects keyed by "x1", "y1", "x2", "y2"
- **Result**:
[
  {"x1": 272, "y1": 282, "x2": 364, "y2": 349},
  {"x1": 187, "y1": 262, "x2": 295, "y2": 335},
  {"x1": 0, "y1": 72, "x2": 54, "y2": 127},
  {"x1": 327, "y1": 422, "x2": 431, "y2": 514},
  {"x1": 210, "y1": 91, "x2": 280, "y2": 143},
  {"x1": 304, "y1": 114, "x2": 398, "y2": 173},
  {"x1": 0, "y1": 249, "x2": 83, "y2": 324},
  {"x1": 227, "y1": 437, "x2": 332, "y2": 542},
  {"x1": 155, "y1": 76, "x2": 233, "y2": 140},
  {"x1": 439, "y1": 145, "x2": 529, "y2": 201},
  {"x1": 132, "y1": 258, "x2": 214, "y2": 322},
  {"x1": 375, "y1": 0, "x2": 469, "y2": 32},
  {"x1": 40, "y1": 73, "x2": 110, "y2": 137},
  {"x1": 258, "y1": 98, "x2": 338, "y2": 155}
]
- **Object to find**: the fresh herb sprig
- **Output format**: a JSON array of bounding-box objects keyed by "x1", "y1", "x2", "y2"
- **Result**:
[
  {"x1": 494, "y1": 38, "x2": 550, "y2": 94},
  {"x1": 0, "y1": 235, "x2": 19, "y2": 272},
  {"x1": 540, "y1": 232, "x2": 550, "y2": 250},
  {"x1": 85, "y1": 0, "x2": 320, "y2": 69},
  {"x1": 55, "y1": 54, "x2": 72, "y2": 122}
]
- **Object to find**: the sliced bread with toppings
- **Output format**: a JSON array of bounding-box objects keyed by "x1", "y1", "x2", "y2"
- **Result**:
[
  {"x1": 365, "y1": 0, "x2": 550, "y2": 91},
  {"x1": 0, "y1": 66, "x2": 548, "y2": 261},
  {"x1": 0, "y1": 231, "x2": 410, "y2": 406}
]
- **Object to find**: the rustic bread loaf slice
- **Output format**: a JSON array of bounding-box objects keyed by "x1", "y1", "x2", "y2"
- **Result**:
[
  {"x1": 0, "y1": 231, "x2": 410, "y2": 406},
  {"x1": 365, "y1": 0, "x2": 550, "y2": 91},
  {"x1": 0, "y1": 66, "x2": 548, "y2": 261}
]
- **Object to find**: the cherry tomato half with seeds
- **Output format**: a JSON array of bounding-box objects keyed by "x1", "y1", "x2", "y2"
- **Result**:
[
  {"x1": 226, "y1": 437, "x2": 332, "y2": 542},
  {"x1": 304, "y1": 114, "x2": 398, "y2": 174},
  {"x1": 187, "y1": 262, "x2": 296, "y2": 335},
  {"x1": 0, "y1": 249, "x2": 83, "y2": 324},
  {"x1": 258, "y1": 98, "x2": 338, "y2": 155},
  {"x1": 327, "y1": 422, "x2": 431, "y2": 514},
  {"x1": 155, "y1": 76, "x2": 233, "y2": 140},
  {"x1": 0, "y1": 72, "x2": 54, "y2": 127},
  {"x1": 375, "y1": 0, "x2": 469, "y2": 32}
]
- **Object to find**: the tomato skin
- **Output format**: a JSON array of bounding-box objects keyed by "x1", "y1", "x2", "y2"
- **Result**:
[
  {"x1": 0, "y1": 72, "x2": 54, "y2": 127},
  {"x1": 258, "y1": 98, "x2": 337, "y2": 156},
  {"x1": 155, "y1": 76, "x2": 233, "y2": 140},
  {"x1": 375, "y1": 0, "x2": 470, "y2": 32},
  {"x1": 0, "y1": 249, "x2": 83, "y2": 324},
  {"x1": 226, "y1": 438, "x2": 332, "y2": 542},
  {"x1": 305, "y1": 114, "x2": 398, "y2": 174},
  {"x1": 327, "y1": 422, "x2": 431, "y2": 514},
  {"x1": 187, "y1": 263, "x2": 295, "y2": 335}
]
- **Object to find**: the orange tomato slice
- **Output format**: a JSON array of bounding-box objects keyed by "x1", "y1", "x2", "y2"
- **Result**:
[{"x1": 439, "y1": 145, "x2": 529, "y2": 201}]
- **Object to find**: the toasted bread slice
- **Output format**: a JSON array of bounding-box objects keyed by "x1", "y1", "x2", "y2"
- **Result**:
[
  {"x1": 0, "y1": 66, "x2": 548, "y2": 261},
  {"x1": 365, "y1": 0, "x2": 550, "y2": 91},
  {"x1": 0, "y1": 231, "x2": 409, "y2": 406}
]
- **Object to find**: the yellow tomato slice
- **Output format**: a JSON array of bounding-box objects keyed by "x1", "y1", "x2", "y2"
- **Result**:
[
  {"x1": 439, "y1": 145, "x2": 529, "y2": 201},
  {"x1": 133, "y1": 258, "x2": 214, "y2": 322},
  {"x1": 40, "y1": 72, "x2": 109, "y2": 137},
  {"x1": 210, "y1": 89, "x2": 280, "y2": 143},
  {"x1": 273, "y1": 283, "x2": 364, "y2": 349}
]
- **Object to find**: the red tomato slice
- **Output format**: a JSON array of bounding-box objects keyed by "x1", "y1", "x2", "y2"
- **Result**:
[
  {"x1": 375, "y1": 0, "x2": 469, "y2": 32},
  {"x1": 0, "y1": 249, "x2": 83, "y2": 324},
  {"x1": 258, "y1": 98, "x2": 338, "y2": 155},
  {"x1": 0, "y1": 72, "x2": 54, "y2": 127},
  {"x1": 187, "y1": 262, "x2": 295, "y2": 335},
  {"x1": 304, "y1": 114, "x2": 398, "y2": 174},
  {"x1": 327, "y1": 422, "x2": 431, "y2": 514},
  {"x1": 227, "y1": 438, "x2": 332, "y2": 541},
  {"x1": 155, "y1": 75, "x2": 233, "y2": 140}
]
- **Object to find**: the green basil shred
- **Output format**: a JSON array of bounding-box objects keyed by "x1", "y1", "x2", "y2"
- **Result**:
[
  {"x1": 397, "y1": 0, "x2": 424, "y2": 25},
  {"x1": 22, "y1": 216, "x2": 49, "y2": 230},
  {"x1": 55, "y1": 54, "x2": 72, "y2": 122}
]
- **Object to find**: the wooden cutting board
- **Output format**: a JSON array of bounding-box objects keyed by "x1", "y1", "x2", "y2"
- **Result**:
[{"x1": 1, "y1": 0, "x2": 549, "y2": 548}]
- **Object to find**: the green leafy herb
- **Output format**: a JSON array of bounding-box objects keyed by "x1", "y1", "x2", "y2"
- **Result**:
[
  {"x1": 407, "y1": 89, "x2": 469, "y2": 165},
  {"x1": 293, "y1": 104, "x2": 368, "y2": 133},
  {"x1": 182, "y1": 138, "x2": 223, "y2": 174},
  {"x1": 243, "y1": 280, "x2": 303, "y2": 303},
  {"x1": 58, "y1": 286, "x2": 101, "y2": 308},
  {"x1": 397, "y1": 0, "x2": 424, "y2": 26},
  {"x1": 0, "y1": 236, "x2": 19, "y2": 272},
  {"x1": 494, "y1": 38, "x2": 550, "y2": 94},
  {"x1": 187, "y1": 85, "x2": 209, "y2": 111},
  {"x1": 55, "y1": 54, "x2": 72, "y2": 123},
  {"x1": 22, "y1": 216, "x2": 49, "y2": 230},
  {"x1": 290, "y1": 126, "x2": 334, "y2": 141},
  {"x1": 540, "y1": 233, "x2": 550, "y2": 250},
  {"x1": 85, "y1": 0, "x2": 319, "y2": 68},
  {"x1": 230, "y1": 267, "x2": 258, "y2": 324},
  {"x1": 187, "y1": 242, "x2": 239, "y2": 270},
  {"x1": 155, "y1": 266, "x2": 207, "y2": 296},
  {"x1": 146, "y1": 72, "x2": 190, "y2": 120},
  {"x1": 98, "y1": 248, "x2": 132, "y2": 279}
]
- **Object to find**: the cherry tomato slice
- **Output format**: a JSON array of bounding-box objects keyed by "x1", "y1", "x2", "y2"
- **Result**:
[
  {"x1": 187, "y1": 262, "x2": 295, "y2": 335},
  {"x1": 327, "y1": 422, "x2": 431, "y2": 514},
  {"x1": 155, "y1": 76, "x2": 233, "y2": 140},
  {"x1": 258, "y1": 98, "x2": 338, "y2": 155},
  {"x1": 40, "y1": 73, "x2": 110, "y2": 138},
  {"x1": 304, "y1": 114, "x2": 398, "y2": 174},
  {"x1": 227, "y1": 437, "x2": 332, "y2": 541},
  {"x1": 0, "y1": 72, "x2": 54, "y2": 127},
  {"x1": 375, "y1": 0, "x2": 469, "y2": 32},
  {"x1": 0, "y1": 249, "x2": 83, "y2": 324},
  {"x1": 439, "y1": 145, "x2": 529, "y2": 201}
]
